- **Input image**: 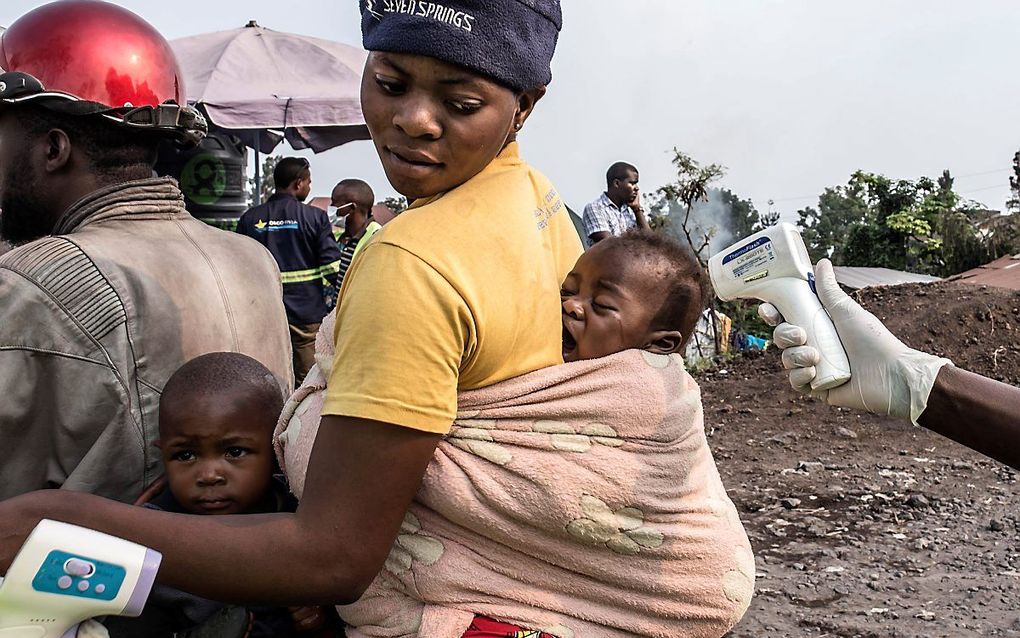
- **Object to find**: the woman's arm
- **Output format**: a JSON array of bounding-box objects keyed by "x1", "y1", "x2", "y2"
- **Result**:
[{"x1": 0, "y1": 416, "x2": 440, "y2": 606}]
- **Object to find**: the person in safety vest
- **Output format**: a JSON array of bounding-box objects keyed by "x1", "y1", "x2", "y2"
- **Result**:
[
  {"x1": 331, "y1": 178, "x2": 382, "y2": 290},
  {"x1": 237, "y1": 158, "x2": 342, "y2": 384},
  {"x1": 0, "y1": 0, "x2": 293, "y2": 502}
]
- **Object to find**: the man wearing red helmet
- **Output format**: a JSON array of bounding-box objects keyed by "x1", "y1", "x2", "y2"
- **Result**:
[{"x1": 0, "y1": 0, "x2": 293, "y2": 502}]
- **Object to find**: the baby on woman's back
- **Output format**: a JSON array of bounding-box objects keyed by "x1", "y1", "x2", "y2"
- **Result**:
[{"x1": 561, "y1": 229, "x2": 710, "y2": 363}]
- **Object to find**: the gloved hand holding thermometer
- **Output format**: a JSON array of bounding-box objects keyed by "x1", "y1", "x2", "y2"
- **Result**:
[
  {"x1": 711, "y1": 226, "x2": 1020, "y2": 471},
  {"x1": 758, "y1": 257, "x2": 952, "y2": 425},
  {"x1": 709, "y1": 223, "x2": 852, "y2": 391}
]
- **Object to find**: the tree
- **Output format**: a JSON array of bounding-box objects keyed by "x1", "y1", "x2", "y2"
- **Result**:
[
  {"x1": 246, "y1": 154, "x2": 282, "y2": 206},
  {"x1": 939, "y1": 209, "x2": 991, "y2": 275},
  {"x1": 719, "y1": 189, "x2": 761, "y2": 240},
  {"x1": 380, "y1": 196, "x2": 408, "y2": 216},
  {"x1": 647, "y1": 150, "x2": 726, "y2": 359},
  {"x1": 797, "y1": 166, "x2": 1020, "y2": 276},
  {"x1": 652, "y1": 149, "x2": 726, "y2": 267},
  {"x1": 1008, "y1": 151, "x2": 1020, "y2": 214},
  {"x1": 797, "y1": 178, "x2": 870, "y2": 263},
  {"x1": 759, "y1": 205, "x2": 781, "y2": 230}
]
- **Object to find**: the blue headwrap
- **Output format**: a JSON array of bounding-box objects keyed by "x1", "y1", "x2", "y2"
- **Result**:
[{"x1": 360, "y1": 0, "x2": 562, "y2": 92}]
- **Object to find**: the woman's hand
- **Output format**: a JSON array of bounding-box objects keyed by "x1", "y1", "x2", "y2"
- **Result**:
[
  {"x1": 0, "y1": 416, "x2": 440, "y2": 606},
  {"x1": 0, "y1": 490, "x2": 62, "y2": 573}
]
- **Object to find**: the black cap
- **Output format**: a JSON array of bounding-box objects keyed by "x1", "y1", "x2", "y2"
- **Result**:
[{"x1": 361, "y1": 0, "x2": 562, "y2": 92}]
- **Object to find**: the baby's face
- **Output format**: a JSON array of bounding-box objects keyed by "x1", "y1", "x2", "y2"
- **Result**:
[
  {"x1": 560, "y1": 243, "x2": 663, "y2": 362},
  {"x1": 159, "y1": 395, "x2": 275, "y2": 516}
]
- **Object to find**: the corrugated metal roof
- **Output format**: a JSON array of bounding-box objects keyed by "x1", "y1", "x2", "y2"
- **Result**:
[
  {"x1": 832, "y1": 266, "x2": 941, "y2": 290},
  {"x1": 947, "y1": 254, "x2": 1020, "y2": 290}
]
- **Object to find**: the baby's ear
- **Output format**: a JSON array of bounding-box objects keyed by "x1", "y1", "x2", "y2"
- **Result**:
[{"x1": 645, "y1": 330, "x2": 684, "y2": 355}]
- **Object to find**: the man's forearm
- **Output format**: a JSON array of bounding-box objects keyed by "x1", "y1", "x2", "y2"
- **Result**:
[
  {"x1": 634, "y1": 209, "x2": 651, "y2": 230},
  {"x1": 4, "y1": 491, "x2": 363, "y2": 606},
  {"x1": 919, "y1": 366, "x2": 1020, "y2": 470}
]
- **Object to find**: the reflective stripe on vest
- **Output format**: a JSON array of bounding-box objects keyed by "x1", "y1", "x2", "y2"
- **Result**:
[
  {"x1": 353, "y1": 221, "x2": 383, "y2": 260},
  {"x1": 281, "y1": 260, "x2": 341, "y2": 285}
]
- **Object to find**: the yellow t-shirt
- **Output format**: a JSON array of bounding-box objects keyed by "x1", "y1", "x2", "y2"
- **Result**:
[{"x1": 321, "y1": 143, "x2": 583, "y2": 433}]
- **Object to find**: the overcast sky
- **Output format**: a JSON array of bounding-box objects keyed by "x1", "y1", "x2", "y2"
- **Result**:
[{"x1": 5, "y1": 1, "x2": 1020, "y2": 220}]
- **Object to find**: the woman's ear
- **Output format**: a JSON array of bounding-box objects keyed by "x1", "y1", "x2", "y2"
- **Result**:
[
  {"x1": 513, "y1": 85, "x2": 547, "y2": 130},
  {"x1": 645, "y1": 330, "x2": 684, "y2": 355}
]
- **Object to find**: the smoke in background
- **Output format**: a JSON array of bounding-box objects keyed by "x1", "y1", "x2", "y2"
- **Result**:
[{"x1": 659, "y1": 188, "x2": 737, "y2": 260}]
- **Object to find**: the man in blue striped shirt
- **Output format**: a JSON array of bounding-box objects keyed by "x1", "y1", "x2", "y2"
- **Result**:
[{"x1": 237, "y1": 157, "x2": 341, "y2": 383}]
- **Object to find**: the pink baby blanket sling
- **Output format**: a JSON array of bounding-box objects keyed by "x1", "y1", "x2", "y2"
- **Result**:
[{"x1": 275, "y1": 313, "x2": 754, "y2": 638}]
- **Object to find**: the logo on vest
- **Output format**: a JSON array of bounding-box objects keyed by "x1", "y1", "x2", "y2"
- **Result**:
[
  {"x1": 254, "y1": 219, "x2": 299, "y2": 233},
  {"x1": 369, "y1": 0, "x2": 476, "y2": 34}
]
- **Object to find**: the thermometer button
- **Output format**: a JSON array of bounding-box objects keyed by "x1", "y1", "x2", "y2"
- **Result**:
[
  {"x1": 57, "y1": 575, "x2": 73, "y2": 590},
  {"x1": 77, "y1": 580, "x2": 90, "y2": 592},
  {"x1": 95, "y1": 583, "x2": 106, "y2": 594},
  {"x1": 64, "y1": 558, "x2": 95, "y2": 577}
]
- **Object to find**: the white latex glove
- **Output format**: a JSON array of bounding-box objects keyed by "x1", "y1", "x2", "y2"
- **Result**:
[{"x1": 758, "y1": 258, "x2": 952, "y2": 425}]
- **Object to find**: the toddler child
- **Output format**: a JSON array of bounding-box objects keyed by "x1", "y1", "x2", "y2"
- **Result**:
[{"x1": 105, "y1": 352, "x2": 332, "y2": 638}]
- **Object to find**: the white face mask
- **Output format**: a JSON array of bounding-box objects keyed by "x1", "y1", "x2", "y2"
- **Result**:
[{"x1": 328, "y1": 202, "x2": 355, "y2": 230}]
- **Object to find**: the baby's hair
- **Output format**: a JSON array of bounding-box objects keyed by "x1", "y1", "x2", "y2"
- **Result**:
[
  {"x1": 606, "y1": 229, "x2": 712, "y2": 343},
  {"x1": 160, "y1": 352, "x2": 284, "y2": 434}
]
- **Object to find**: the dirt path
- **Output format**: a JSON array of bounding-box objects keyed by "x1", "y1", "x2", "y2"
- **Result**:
[{"x1": 709, "y1": 282, "x2": 1020, "y2": 637}]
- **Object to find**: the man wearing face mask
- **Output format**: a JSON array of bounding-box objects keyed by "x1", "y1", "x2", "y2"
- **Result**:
[
  {"x1": 237, "y1": 157, "x2": 342, "y2": 383},
  {"x1": 331, "y1": 178, "x2": 382, "y2": 291}
]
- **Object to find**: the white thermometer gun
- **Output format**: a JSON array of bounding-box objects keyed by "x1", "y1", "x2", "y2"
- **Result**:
[
  {"x1": 0, "y1": 520, "x2": 161, "y2": 638},
  {"x1": 708, "y1": 223, "x2": 851, "y2": 391}
]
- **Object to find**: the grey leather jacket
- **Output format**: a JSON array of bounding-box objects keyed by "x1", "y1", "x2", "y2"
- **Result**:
[{"x1": 0, "y1": 178, "x2": 293, "y2": 501}]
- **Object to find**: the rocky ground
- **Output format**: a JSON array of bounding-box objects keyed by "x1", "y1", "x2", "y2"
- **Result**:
[{"x1": 706, "y1": 281, "x2": 1020, "y2": 637}]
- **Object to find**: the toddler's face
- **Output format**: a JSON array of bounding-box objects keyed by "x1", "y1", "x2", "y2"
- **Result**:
[
  {"x1": 159, "y1": 397, "x2": 275, "y2": 516},
  {"x1": 560, "y1": 243, "x2": 664, "y2": 362}
]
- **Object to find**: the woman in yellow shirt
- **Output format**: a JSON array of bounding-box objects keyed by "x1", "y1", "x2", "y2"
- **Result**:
[{"x1": 0, "y1": 0, "x2": 580, "y2": 635}]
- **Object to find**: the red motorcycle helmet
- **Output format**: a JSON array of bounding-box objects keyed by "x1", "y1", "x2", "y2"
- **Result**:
[{"x1": 0, "y1": 0, "x2": 206, "y2": 144}]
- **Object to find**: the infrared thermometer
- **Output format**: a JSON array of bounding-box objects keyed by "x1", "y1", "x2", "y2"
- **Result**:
[
  {"x1": 0, "y1": 520, "x2": 161, "y2": 638},
  {"x1": 708, "y1": 223, "x2": 851, "y2": 391}
]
